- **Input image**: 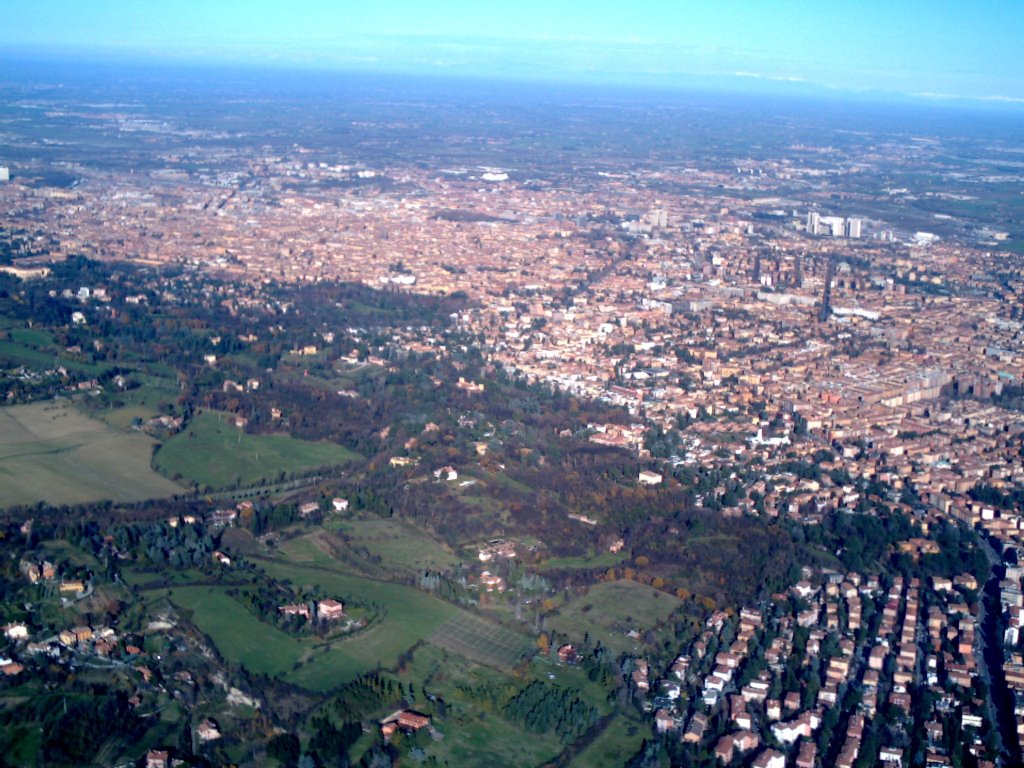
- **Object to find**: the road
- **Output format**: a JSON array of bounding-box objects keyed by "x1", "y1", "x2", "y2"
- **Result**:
[{"x1": 976, "y1": 534, "x2": 1014, "y2": 766}]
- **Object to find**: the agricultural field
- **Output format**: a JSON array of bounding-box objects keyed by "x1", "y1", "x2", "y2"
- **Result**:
[
  {"x1": 568, "y1": 714, "x2": 646, "y2": 768},
  {"x1": 0, "y1": 400, "x2": 184, "y2": 507},
  {"x1": 546, "y1": 579, "x2": 684, "y2": 654},
  {"x1": 248, "y1": 557, "x2": 462, "y2": 691},
  {"x1": 84, "y1": 376, "x2": 180, "y2": 430},
  {"x1": 329, "y1": 516, "x2": 462, "y2": 572},
  {"x1": 537, "y1": 549, "x2": 627, "y2": 571},
  {"x1": 427, "y1": 611, "x2": 534, "y2": 670},
  {"x1": 153, "y1": 410, "x2": 361, "y2": 490},
  {"x1": 389, "y1": 644, "x2": 563, "y2": 768},
  {"x1": 165, "y1": 586, "x2": 302, "y2": 677},
  {"x1": 0, "y1": 334, "x2": 107, "y2": 375}
]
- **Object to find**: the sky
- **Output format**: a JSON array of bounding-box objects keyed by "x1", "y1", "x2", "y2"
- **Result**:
[{"x1": 6, "y1": 0, "x2": 1024, "y2": 104}]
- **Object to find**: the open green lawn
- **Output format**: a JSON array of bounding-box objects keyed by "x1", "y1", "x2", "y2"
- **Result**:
[
  {"x1": 86, "y1": 380, "x2": 179, "y2": 430},
  {"x1": 153, "y1": 410, "x2": 361, "y2": 489},
  {"x1": 568, "y1": 714, "x2": 646, "y2": 768},
  {"x1": 389, "y1": 644, "x2": 563, "y2": 768},
  {"x1": 329, "y1": 517, "x2": 462, "y2": 572},
  {"x1": 202, "y1": 556, "x2": 463, "y2": 691},
  {"x1": 166, "y1": 586, "x2": 303, "y2": 677},
  {"x1": 538, "y1": 550, "x2": 627, "y2": 571},
  {"x1": 8, "y1": 328, "x2": 55, "y2": 347},
  {"x1": 0, "y1": 400, "x2": 184, "y2": 507},
  {"x1": 0, "y1": 340, "x2": 106, "y2": 374},
  {"x1": 546, "y1": 580, "x2": 683, "y2": 654}
]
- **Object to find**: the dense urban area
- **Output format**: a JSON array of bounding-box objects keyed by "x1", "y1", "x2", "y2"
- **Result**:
[{"x1": 1, "y1": 63, "x2": 1024, "y2": 768}]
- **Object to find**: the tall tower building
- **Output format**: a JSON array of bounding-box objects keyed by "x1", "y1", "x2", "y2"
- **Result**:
[
  {"x1": 806, "y1": 211, "x2": 820, "y2": 235},
  {"x1": 845, "y1": 218, "x2": 862, "y2": 238},
  {"x1": 0, "y1": 167, "x2": 9, "y2": 182}
]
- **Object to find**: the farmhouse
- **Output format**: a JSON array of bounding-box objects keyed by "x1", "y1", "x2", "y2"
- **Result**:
[
  {"x1": 479, "y1": 571, "x2": 506, "y2": 591},
  {"x1": 298, "y1": 501, "x2": 320, "y2": 518},
  {"x1": 4, "y1": 623, "x2": 28, "y2": 641},
  {"x1": 478, "y1": 539, "x2": 516, "y2": 561},
  {"x1": 197, "y1": 718, "x2": 222, "y2": 742},
  {"x1": 381, "y1": 710, "x2": 431, "y2": 740},
  {"x1": 212, "y1": 551, "x2": 232, "y2": 566},
  {"x1": 279, "y1": 603, "x2": 311, "y2": 619},
  {"x1": 557, "y1": 644, "x2": 578, "y2": 664},
  {"x1": 318, "y1": 598, "x2": 346, "y2": 620},
  {"x1": 209, "y1": 509, "x2": 237, "y2": 527},
  {"x1": 332, "y1": 497, "x2": 349, "y2": 512},
  {"x1": 59, "y1": 580, "x2": 85, "y2": 594},
  {"x1": 638, "y1": 470, "x2": 663, "y2": 485},
  {"x1": 433, "y1": 466, "x2": 458, "y2": 481}
]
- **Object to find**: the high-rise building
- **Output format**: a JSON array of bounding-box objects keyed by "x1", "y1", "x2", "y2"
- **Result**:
[
  {"x1": 806, "y1": 211, "x2": 820, "y2": 235},
  {"x1": 845, "y1": 218, "x2": 862, "y2": 238},
  {"x1": 0, "y1": 167, "x2": 9, "y2": 182}
]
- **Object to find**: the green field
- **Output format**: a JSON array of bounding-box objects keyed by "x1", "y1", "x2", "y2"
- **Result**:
[
  {"x1": 568, "y1": 714, "x2": 646, "y2": 768},
  {"x1": 0, "y1": 400, "x2": 184, "y2": 507},
  {"x1": 203, "y1": 556, "x2": 463, "y2": 691},
  {"x1": 391, "y1": 644, "x2": 563, "y2": 768},
  {"x1": 0, "y1": 339, "x2": 106, "y2": 374},
  {"x1": 546, "y1": 580, "x2": 683, "y2": 654},
  {"x1": 538, "y1": 550, "x2": 627, "y2": 571},
  {"x1": 166, "y1": 586, "x2": 304, "y2": 677},
  {"x1": 330, "y1": 517, "x2": 462, "y2": 572},
  {"x1": 428, "y1": 611, "x2": 534, "y2": 669},
  {"x1": 153, "y1": 411, "x2": 361, "y2": 489}
]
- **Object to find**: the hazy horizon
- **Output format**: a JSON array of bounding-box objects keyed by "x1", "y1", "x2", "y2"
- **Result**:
[{"x1": 5, "y1": 0, "x2": 1024, "y2": 110}]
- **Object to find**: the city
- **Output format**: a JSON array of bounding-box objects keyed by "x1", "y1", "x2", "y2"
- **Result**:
[{"x1": 1, "y1": 6, "x2": 1024, "y2": 767}]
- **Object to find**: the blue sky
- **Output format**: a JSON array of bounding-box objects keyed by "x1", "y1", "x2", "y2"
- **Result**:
[{"x1": 7, "y1": 0, "x2": 1024, "y2": 103}]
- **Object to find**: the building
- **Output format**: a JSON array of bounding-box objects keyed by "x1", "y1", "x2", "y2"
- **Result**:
[
  {"x1": 197, "y1": 718, "x2": 222, "y2": 742},
  {"x1": 752, "y1": 748, "x2": 786, "y2": 768},
  {"x1": 0, "y1": 167, "x2": 9, "y2": 182},
  {"x1": 4, "y1": 623, "x2": 28, "y2": 641},
  {"x1": 279, "y1": 603, "x2": 311, "y2": 619},
  {"x1": 381, "y1": 710, "x2": 431, "y2": 740},
  {"x1": 638, "y1": 470, "x2": 663, "y2": 485},
  {"x1": 845, "y1": 218, "x2": 862, "y2": 238},
  {"x1": 318, "y1": 598, "x2": 345, "y2": 620}
]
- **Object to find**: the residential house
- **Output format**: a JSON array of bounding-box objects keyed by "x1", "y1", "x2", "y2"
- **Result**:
[
  {"x1": 318, "y1": 599, "x2": 345, "y2": 621},
  {"x1": 197, "y1": 719, "x2": 222, "y2": 742}
]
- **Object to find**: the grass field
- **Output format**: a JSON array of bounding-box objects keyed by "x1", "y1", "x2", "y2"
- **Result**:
[
  {"x1": 428, "y1": 611, "x2": 534, "y2": 670},
  {"x1": 389, "y1": 644, "x2": 563, "y2": 768},
  {"x1": 0, "y1": 400, "x2": 184, "y2": 507},
  {"x1": 0, "y1": 339, "x2": 107, "y2": 374},
  {"x1": 568, "y1": 714, "x2": 646, "y2": 768},
  {"x1": 153, "y1": 411, "x2": 361, "y2": 489},
  {"x1": 329, "y1": 517, "x2": 462, "y2": 572},
  {"x1": 87, "y1": 378, "x2": 179, "y2": 430},
  {"x1": 166, "y1": 586, "x2": 302, "y2": 677},
  {"x1": 538, "y1": 550, "x2": 627, "y2": 571},
  {"x1": 247, "y1": 557, "x2": 461, "y2": 691},
  {"x1": 546, "y1": 580, "x2": 683, "y2": 654}
]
